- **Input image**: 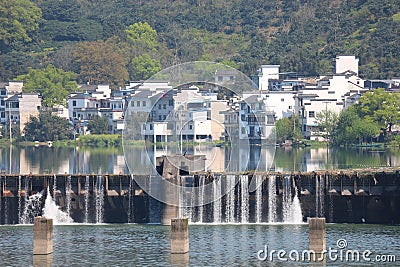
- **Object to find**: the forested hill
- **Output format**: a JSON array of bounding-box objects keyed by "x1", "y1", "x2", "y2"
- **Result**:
[{"x1": 1, "y1": 0, "x2": 399, "y2": 86}]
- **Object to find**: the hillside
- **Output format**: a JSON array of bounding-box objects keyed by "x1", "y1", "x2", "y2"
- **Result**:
[{"x1": 1, "y1": 0, "x2": 399, "y2": 85}]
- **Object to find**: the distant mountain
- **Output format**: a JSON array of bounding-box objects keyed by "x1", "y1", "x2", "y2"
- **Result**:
[{"x1": 1, "y1": 0, "x2": 399, "y2": 82}]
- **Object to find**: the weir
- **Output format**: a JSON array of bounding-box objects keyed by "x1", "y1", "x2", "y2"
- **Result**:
[{"x1": 0, "y1": 169, "x2": 399, "y2": 225}]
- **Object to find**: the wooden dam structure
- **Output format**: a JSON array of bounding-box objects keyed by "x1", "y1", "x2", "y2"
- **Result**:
[{"x1": 0, "y1": 168, "x2": 399, "y2": 225}]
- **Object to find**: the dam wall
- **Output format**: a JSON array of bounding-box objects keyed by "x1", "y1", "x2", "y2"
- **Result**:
[{"x1": 0, "y1": 169, "x2": 399, "y2": 224}]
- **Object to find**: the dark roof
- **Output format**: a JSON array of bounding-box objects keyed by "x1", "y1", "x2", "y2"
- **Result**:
[
  {"x1": 5, "y1": 94, "x2": 19, "y2": 101},
  {"x1": 133, "y1": 90, "x2": 153, "y2": 98},
  {"x1": 78, "y1": 84, "x2": 98, "y2": 92},
  {"x1": 69, "y1": 93, "x2": 93, "y2": 99},
  {"x1": 215, "y1": 69, "x2": 236, "y2": 76}
]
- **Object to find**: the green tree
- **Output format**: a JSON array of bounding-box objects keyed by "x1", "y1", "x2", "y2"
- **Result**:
[
  {"x1": 15, "y1": 64, "x2": 78, "y2": 107},
  {"x1": 314, "y1": 109, "x2": 339, "y2": 142},
  {"x1": 332, "y1": 107, "x2": 380, "y2": 145},
  {"x1": 130, "y1": 54, "x2": 162, "y2": 80},
  {"x1": 125, "y1": 22, "x2": 159, "y2": 56},
  {"x1": 0, "y1": 0, "x2": 42, "y2": 45},
  {"x1": 24, "y1": 111, "x2": 73, "y2": 141},
  {"x1": 357, "y1": 88, "x2": 400, "y2": 133},
  {"x1": 275, "y1": 116, "x2": 302, "y2": 144},
  {"x1": 73, "y1": 40, "x2": 129, "y2": 86},
  {"x1": 87, "y1": 116, "x2": 109, "y2": 134}
]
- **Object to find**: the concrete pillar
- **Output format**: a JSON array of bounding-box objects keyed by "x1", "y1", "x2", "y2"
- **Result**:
[
  {"x1": 309, "y1": 217, "x2": 326, "y2": 261},
  {"x1": 33, "y1": 217, "x2": 53, "y2": 255},
  {"x1": 162, "y1": 204, "x2": 179, "y2": 226},
  {"x1": 33, "y1": 254, "x2": 53, "y2": 267},
  {"x1": 171, "y1": 218, "x2": 189, "y2": 254}
]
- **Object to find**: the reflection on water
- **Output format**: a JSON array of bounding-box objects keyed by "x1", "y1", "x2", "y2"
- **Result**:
[
  {"x1": 0, "y1": 145, "x2": 399, "y2": 174},
  {"x1": 0, "y1": 224, "x2": 398, "y2": 266}
]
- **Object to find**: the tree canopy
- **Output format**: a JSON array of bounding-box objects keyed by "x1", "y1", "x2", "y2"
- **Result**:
[
  {"x1": 87, "y1": 115, "x2": 109, "y2": 134},
  {"x1": 15, "y1": 64, "x2": 78, "y2": 107},
  {"x1": 2, "y1": 0, "x2": 399, "y2": 82},
  {"x1": 24, "y1": 110, "x2": 74, "y2": 141},
  {"x1": 356, "y1": 88, "x2": 400, "y2": 133},
  {"x1": 0, "y1": 0, "x2": 42, "y2": 46},
  {"x1": 72, "y1": 40, "x2": 129, "y2": 86}
]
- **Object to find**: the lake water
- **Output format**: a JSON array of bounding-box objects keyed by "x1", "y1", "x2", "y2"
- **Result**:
[
  {"x1": 0, "y1": 223, "x2": 398, "y2": 266},
  {"x1": 0, "y1": 145, "x2": 399, "y2": 174}
]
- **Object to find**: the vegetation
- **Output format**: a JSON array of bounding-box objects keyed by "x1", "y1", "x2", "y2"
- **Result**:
[
  {"x1": 75, "y1": 134, "x2": 121, "y2": 147},
  {"x1": 87, "y1": 116, "x2": 109, "y2": 135},
  {"x1": 16, "y1": 64, "x2": 78, "y2": 107},
  {"x1": 314, "y1": 109, "x2": 338, "y2": 141},
  {"x1": 332, "y1": 89, "x2": 399, "y2": 145},
  {"x1": 1, "y1": 0, "x2": 399, "y2": 83},
  {"x1": 275, "y1": 116, "x2": 302, "y2": 144},
  {"x1": 23, "y1": 110, "x2": 74, "y2": 141}
]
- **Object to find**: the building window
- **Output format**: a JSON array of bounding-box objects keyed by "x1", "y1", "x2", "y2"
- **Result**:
[
  {"x1": 1, "y1": 112, "x2": 4, "y2": 118},
  {"x1": 189, "y1": 125, "x2": 193, "y2": 130},
  {"x1": 169, "y1": 100, "x2": 173, "y2": 106},
  {"x1": 158, "y1": 104, "x2": 162, "y2": 109},
  {"x1": 131, "y1": 101, "x2": 134, "y2": 107},
  {"x1": 218, "y1": 76, "x2": 223, "y2": 82},
  {"x1": 137, "y1": 101, "x2": 140, "y2": 107},
  {"x1": 241, "y1": 114, "x2": 246, "y2": 121},
  {"x1": 163, "y1": 104, "x2": 166, "y2": 109},
  {"x1": 1, "y1": 100, "x2": 4, "y2": 105},
  {"x1": 241, "y1": 127, "x2": 246, "y2": 134},
  {"x1": 159, "y1": 115, "x2": 162, "y2": 120},
  {"x1": 288, "y1": 106, "x2": 292, "y2": 110},
  {"x1": 73, "y1": 112, "x2": 76, "y2": 117},
  {"x1": 150, "y1": 124, "x2": 153, "y2": 130},
  {"x1": 73, "y1": 100, "x2": 76, "y2": 106},
  {"x1": 281, "y1": 98, "x2": 284, "y2": 102},
  {"x1": 309, "y1": 111, "x2": 315, "y2": 118},
  {"x1": 143, "y1": 101, "x2": 146, "y2": 107}
]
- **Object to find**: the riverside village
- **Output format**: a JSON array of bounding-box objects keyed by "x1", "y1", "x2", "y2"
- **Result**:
[{"x1": 0, "y1": 57, "x2": 399, "y2": 266}]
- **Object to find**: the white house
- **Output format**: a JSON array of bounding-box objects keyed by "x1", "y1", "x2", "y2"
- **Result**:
[{"x1": 258, "y1": 65, "x2": 280, "y2": 91}]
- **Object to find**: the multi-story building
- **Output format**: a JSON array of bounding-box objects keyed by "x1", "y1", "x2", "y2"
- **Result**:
[{"x1": 5, "y1": 93, "x2": 41, "y2": 134}]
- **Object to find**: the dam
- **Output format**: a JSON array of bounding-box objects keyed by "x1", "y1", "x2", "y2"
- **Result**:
[{"x1": 0, "y1": 168, "x2": 399, "y2": 225}]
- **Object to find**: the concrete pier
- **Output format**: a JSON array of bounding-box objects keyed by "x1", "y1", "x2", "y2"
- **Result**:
[
  {"x1": 171, "y1": 218, "x2": 189, "y2": 254},
  {"x1": 162, "y1": 204, "x2": 179, "y2": 226},
  {"x1": 309, "y1": 217, "x2": 326, "y2": 261},
  {"x1": 33, "y1": 217, "x2": 53, "y2": 255}
]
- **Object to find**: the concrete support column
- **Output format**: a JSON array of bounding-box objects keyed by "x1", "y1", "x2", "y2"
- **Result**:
[
  {"x1": 33, "y1": 217, "x2": 53, "y2": 255},
  {"x1": 171, "y1": 218, "x2": 189, "y2": 254},
  {"x1": 162, "y1": 204, "x2": 179, "y2": 226},
  {"x1": 309, "y1": 217, "x2": 326, "y2": 261}
]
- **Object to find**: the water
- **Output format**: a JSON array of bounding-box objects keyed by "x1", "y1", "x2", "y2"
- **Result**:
[
  {"x1": 66, "y1": 175, "x2": 72, "y2": 218},
  {"x1": 95, "y1": 175, "x2": 104, "y2": 224},
  {"x1": 268, "y1": 175, "x2": 277, "y2": 223},
  {"x1": 240, "y1": 175, "x2": 249, "y2": 223},
  {"x1": 0, "y1": 224, "x2": 398, "y2": 266},
  {"x1": 198, "y1": 175, "x2": 205, "y2": 223},
  {"x1": 213, "y1": 176, "x2": 221, "y2": 223},
  {"x1": 255, "y1": 175, "x2": 263, "y2": 223},
  {"x1": 226, "y1": 174, "x2": 236, "y2": 223},
  {"x1": 1, "y1": 146, "x2": 399, "y2": 174},
  {"x1": 127, "y1": 175, "x2": 133, "y2": 224},
  {"x1": 84, "y1": 175, "x2": 90, "y2": 224},
  {"x1": 42, "y1": 187, "x2": 74, "y2": 224}
]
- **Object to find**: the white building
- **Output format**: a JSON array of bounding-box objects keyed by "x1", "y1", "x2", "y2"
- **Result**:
[
  {"x1": 335, "y1": 55, "x2": 359, "y2": 75},
  {"x1": 258, "y1": 65, "x2": 280, "y2": 91},
  {"x1": 5, "y1": 93, "x2": 42, "y2": 134}
]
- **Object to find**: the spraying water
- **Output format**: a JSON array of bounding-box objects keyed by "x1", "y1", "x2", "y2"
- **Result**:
[{"x1": 43, "y1": 186, "x2": 73, "y2": 224}]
